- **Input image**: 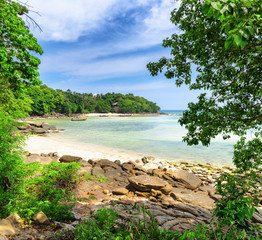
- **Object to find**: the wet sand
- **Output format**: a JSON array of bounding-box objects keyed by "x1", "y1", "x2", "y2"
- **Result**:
[{"x1": 25, "y1": 134, "x2": 146, "y2": 163}]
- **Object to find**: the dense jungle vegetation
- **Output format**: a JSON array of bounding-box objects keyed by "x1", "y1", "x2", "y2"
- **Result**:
[{"x1": 27, "y1": 85, "x2": 160, "y2": 115}]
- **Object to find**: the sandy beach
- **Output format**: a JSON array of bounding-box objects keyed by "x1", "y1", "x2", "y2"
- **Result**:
[{"x1": 25, "y1": 134, "x2": 146, "y2": 163}]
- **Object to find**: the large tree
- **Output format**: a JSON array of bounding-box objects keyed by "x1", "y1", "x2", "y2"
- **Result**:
[
  {"x1": 0, "y1": 0, "x2": 43, "y2": 217},
  {"x1": 148, "y1": 0, "x2": 261, "y2": 235},
  {"x1": 0, "y1": 0, "x2": 43, "y2": 116}
]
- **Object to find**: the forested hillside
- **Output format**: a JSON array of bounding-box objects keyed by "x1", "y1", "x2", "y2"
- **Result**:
[{"x1": 27, "y1": 85, "x2": 160, "y2": 115}]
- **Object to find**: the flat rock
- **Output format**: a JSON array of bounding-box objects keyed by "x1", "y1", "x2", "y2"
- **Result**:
[
  {"x1": 166, "y1": 169, "x2": 201, "y2": 190},
  {"x1": 152, "y1": 169, "x2": 165, "y2": 178},
  {"x1": 161, "y1": 218, "x2": 197, "y2": 232},
  {"x1": 199, "y1": 185, "x2": 215, "y2": 194},
  {"x1": 171, "y1": 189, "x2": 214, "y2": 209},
  {"x1": 154, "y1": 215, "x2": 174, "y2": 226},
  {"x1": 96, "y1": 159, "x2": 119, "y2": 169},
  {"x1": 0, "y1": 219, "x2": 16, "y2": 235},
  {"x1": 112, "y1": 188, "x2": 129, "y2": 195},
  {"x1": 59, "y1": 155, "x2": 82, "y2": 163},
  {"x1": 128, "y1": 175, "x2": 172, "y2": 194}
]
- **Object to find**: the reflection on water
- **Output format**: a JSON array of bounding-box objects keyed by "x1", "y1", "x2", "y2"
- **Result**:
[{"x1": 39, "y1": 115, "x2": 239, "y2": 167}]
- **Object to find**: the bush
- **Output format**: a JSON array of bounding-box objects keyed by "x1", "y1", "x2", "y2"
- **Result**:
[
  {"x1": 75, "y1": 206, "x2": 182, "y2": 240},
  {"x1": 15, "y1": 162, "x2": 81, "y2": 221},
  {"x1": 0, "y1": 110, "x2": 26, "y2": 218},
  {"x1": 2, "y1": 160, "x2": 81, "y2": 222}
]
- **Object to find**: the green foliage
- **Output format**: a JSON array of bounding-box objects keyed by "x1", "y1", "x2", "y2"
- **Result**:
[
  {"x1": 28, "y1": 86, "x2": 160, "y2": 115},
  {"x1": 203, "y1": 0, "x2": 261, "y2": 49},
  {"x1": 95, "y1": 174, "x2": 107, "y2": 183},
  {"x1": 75, "y1": 206, "x2": 182, "y2": 240},
  {"x1": 0, "y1": 0, "x2": 79, "y2": 225},
  {"x1": 0, "y1": 0, "x2": 43, "y2": 113},
  {"x1": 74, "y1": 208, "x2": 119, "y2": 240},
  {"x1": 88, "y1": 195, "x2": 97, "y2": 200},
  {"x1": 0, "y1": 78, "x2": 32, "y2": 118},
  {"x1": 6, "y1": 162, "x2": 80, "y2": 222},
  {"x1": 147, "y1": 0, "x2": 261, "y2": 237},
  {"x1": 0, "y1": 110, "x2": 26, "y2": 217},
  {"x1": 180, "y1": 222, "x2": 262, "y2": 240},
  {"x1": 214, "y1": 171, "x2": 260, "y2": 231}
]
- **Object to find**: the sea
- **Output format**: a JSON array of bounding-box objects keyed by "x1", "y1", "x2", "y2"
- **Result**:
[{"x1": 36, "y1": 110, "x2": 242, "y2": 167}]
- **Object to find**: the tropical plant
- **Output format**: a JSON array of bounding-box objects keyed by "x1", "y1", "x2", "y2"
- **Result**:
[{"x1": 147, "y1": 0, "x2": 262, "y2": 236}]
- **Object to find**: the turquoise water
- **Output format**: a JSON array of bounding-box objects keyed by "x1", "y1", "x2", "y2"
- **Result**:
[
  {"x1": 40, "y1": 113, "x2": 239, "y2": 167},
  {"x1": 160, "y1": 110, "x2": 184, "y2": 114}
]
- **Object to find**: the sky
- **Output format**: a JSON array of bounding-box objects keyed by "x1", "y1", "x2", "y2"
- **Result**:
[{"x1": 24, "y1": 0, "x2": 201, "y2": 110}]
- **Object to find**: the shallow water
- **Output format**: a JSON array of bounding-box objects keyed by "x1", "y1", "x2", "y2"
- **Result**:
[{"x1": 38, "y1": 113, "x2": 242, "y2": 167}]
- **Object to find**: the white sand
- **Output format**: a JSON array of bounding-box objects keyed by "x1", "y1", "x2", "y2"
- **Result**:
[{"x1": 25, "y1": 135, "x2": 145, "y2": 163}]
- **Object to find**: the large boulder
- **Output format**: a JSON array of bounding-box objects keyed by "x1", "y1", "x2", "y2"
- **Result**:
[
  {"x1": 59, "y1": 155, "x2": 82, "y2": 163},
  {"x1": 166, "y1": 169, "x2": 201, "y2": 190},
  {"x1": 96, "y1": 159, "x2": 120, "y2": 170},
  {"x1": 128, "y1": 175, "x2": 172, "y2": 194},
  {"x1": 171, "y1": 188, "x2": 215, "y2": 209}
]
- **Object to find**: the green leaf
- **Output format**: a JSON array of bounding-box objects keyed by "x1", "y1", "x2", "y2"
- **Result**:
[
  {"x1": 225, "y1": 38, "x2": 233, "y2": 49},
  {"x1": 246, "y1": 26, "x2": 255, "y2": 35},
  {"x1": 202, "y1": 3, "x2": 210, "y2": 14},
  {"x1": 233, "y1": 34, "x2": 243, "y2": 47},
  {"x1": 240, "y1": 39, "x2": 247, "y2": 49}
]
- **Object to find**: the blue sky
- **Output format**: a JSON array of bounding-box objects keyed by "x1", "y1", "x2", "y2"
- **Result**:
[{"x1": 26, "y1": 0, "x2": 200, "y2": 109}]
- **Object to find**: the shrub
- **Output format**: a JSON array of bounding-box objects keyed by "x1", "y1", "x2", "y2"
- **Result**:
[
  {"x1": 75, "y1": 206, "x2": 182, "y2": 240},
  {"x1": 7, "y1": 161, "x2": 81, "y2": 222},
  {"x1": 0, "y1": 111, "x2": 26, "y2": 218}
]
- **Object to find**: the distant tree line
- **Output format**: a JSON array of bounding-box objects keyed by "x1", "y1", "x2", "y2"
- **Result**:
[{"x1": 27, "y1": 85, "x2": 160, "y2": 115}]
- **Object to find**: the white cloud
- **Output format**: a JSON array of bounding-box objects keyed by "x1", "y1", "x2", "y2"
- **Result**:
[
  {"x1": 25, "y1": 0, "x2": 120, "y2": 41},
  {"x1": 144, "y1": 0, "x2": 178, "y2": 33},
  {"x1": 39, "y1": 49, "x2": 168, "y2": 80},
  {"x1": 24, "y1": 0, "x2": 178, "y2": 43}
]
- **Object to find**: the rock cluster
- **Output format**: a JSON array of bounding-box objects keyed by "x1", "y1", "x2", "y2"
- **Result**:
[
  {"x1": 72, "y1": 157, "x2": 220, "y2": 211},
  {"x1": 17, "y1": 121, "x2": 58, "y2": 135},
  {"x1": 2, "y1": 153, "x2": 261, "y2": 239}
]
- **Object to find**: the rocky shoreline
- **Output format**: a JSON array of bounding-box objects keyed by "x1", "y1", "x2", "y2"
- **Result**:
[
  {"x1": 2, "y1": 122, "x2": 261, "y2": 239},
  {"x1": 17, "y1": 121, "x2": 59, "y2": 135},
  {"x1": 1, "y1": 152, "x2": 262, "y2": 239},
  {"x1": 22, "y1": 112, "x2": 169, "y2": 121}
]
